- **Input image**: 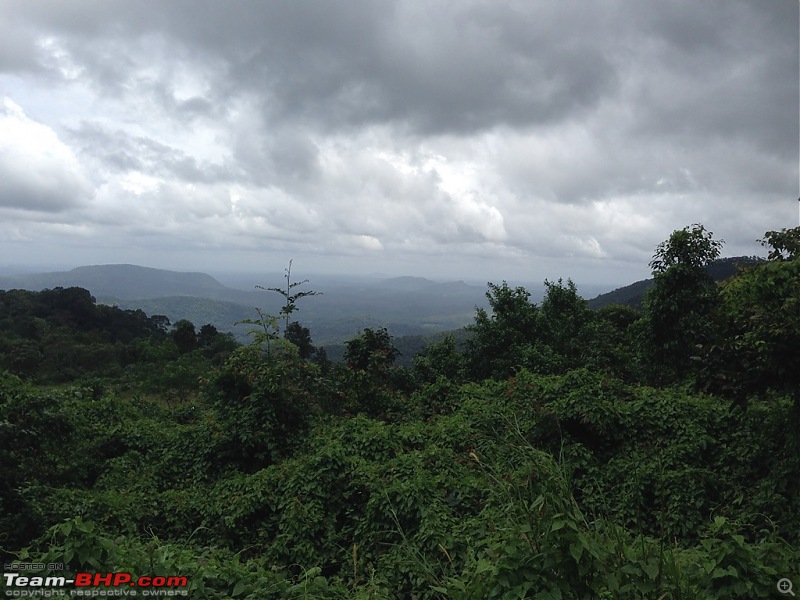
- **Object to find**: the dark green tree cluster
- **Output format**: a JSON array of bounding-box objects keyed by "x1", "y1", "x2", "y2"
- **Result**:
[
  {"x1": 447, "y1": 224, "x2": 800, "y2": 415},
  {"x1": 706, "y1": 229, "x2": 800, "y2": 410},
  {"x1": 206, "y1": 345, "x2": 321, "y2": 471},
  {"x1": 0, "y1": 287, "x2": 169, "y2": 381},
  {"x1": 0, "y1": 287, "x2": 238, "y2": 399},
  {"x1": 636, "y1": 225, "x2": 800, "y2": 411},
  {"x1": 462, "y1": 278, "x2": 634, "y2": 381}
]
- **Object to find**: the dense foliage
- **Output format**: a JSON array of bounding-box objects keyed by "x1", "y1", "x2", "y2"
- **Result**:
[
  {"x1": 0, "y1": 287, "x2": 237, "y2": 390},
  {"x1": 1, "y1": 226, "x2": 799, "y2": 598}
]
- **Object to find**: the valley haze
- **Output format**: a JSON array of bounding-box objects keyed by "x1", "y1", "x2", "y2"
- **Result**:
[{"x1": 0, "y1": 263, "x2": 512, "y2": 347}]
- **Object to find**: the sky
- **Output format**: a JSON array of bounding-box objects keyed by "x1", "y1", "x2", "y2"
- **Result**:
[{"x1": 0, "y1": 0, "x2": 797, "y2": 288}]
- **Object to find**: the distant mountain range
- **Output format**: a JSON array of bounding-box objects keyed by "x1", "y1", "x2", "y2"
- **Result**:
[
  {"x1": 0, "y1": 258, "x2": 762, "y2": 347},
  {"x1": 0, "y1": 264, "x2": 249, "y2": 302},
  {"x1": 0, "y1": 264, "x2": 491, "y2": 346}
]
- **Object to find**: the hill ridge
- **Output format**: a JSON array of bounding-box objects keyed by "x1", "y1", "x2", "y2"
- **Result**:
[{"x1": 587, "y1": 255, "x2": 763, "y2": 309}]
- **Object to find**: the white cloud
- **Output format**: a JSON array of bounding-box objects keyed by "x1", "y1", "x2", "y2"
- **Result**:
[
  {"x1": 352, "y1": 234, "x2": 384, "y2": 251},
  {"x1": 0, "y1": 97, "x2": 92, "y2": 212},
  {"x1": 119, "y1": 171, "x2": 161, "y2": 196}
]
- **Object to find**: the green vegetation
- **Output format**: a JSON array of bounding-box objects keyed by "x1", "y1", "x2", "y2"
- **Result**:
[{"x1": 1, "y1": 226, "x2": 799, "y2": 598}]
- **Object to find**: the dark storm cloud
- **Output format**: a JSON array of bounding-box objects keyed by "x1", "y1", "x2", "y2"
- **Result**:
[
  {"x1": 0, "y1": 169, "x2": 85, "y2": 213},
  {"x1": 2, "y1": 0, "x2": 620, "y2": 133},
  {"x1": 622, "y1": 0, "x2": 799, "y2": 157},
  {"x1": 3, "y1": 0, "x2": 794, "y2": 140},
  {"x1": 205, "y1": 0, "x2": 620, "y2": 134},
  {"x1": 229, "y1": 119, "x2": 323, "y2": 190},
  {"x1": 212, "y1": 1, "x2": 619, "y2": 135}
]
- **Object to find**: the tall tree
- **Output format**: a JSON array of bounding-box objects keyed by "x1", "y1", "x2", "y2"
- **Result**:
[
  {"x1": 412, "y1": 334, "x2": 465, "y2": 385},
  {"x1": 760, "y1": 227, "x2": 800, "y2": 261},
  {"x1": 539, "y1": 278, "x2": 594, "y2": 371},
  {"x1": 640, "y1": 224, "x2": 723, "y2": 382}
]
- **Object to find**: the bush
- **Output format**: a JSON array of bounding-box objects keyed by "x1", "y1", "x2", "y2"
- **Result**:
[{"x1": 206, "y1": 346, "x2": 321, "y2": 470}]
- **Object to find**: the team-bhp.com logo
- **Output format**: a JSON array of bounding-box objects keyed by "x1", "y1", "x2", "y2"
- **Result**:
[{"x1": 3, "y1": 572, "x2": 189, "y2": 597}]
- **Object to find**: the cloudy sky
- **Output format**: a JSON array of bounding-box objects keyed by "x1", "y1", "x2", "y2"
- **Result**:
[{"x1": 0, "y1": 0, "x2": 797, "y2": 287}]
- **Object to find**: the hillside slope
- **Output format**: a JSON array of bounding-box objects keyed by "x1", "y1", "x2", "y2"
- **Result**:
[
  {"x1": 0, "y1": 264, "x2": 235, "y2": 301},
  {"x1": 587, "y1": 256, "x2": 762, "y2": 309}
]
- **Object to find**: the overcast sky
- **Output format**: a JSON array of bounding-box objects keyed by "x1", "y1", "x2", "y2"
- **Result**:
[{"x1": 0, "y1": 0, "x2": 797, "y2": 287}]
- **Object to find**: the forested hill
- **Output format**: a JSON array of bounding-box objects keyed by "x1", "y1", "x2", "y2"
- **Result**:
[
  {"x1": 588, "y1": 255, "x2": 762, "y2": 309},
  {"x1": 0, "y1": 286, "x2": 237, "y2": 383},
  {"x1": 0, "y1": 264, "x2": 235, "y2": 301}
]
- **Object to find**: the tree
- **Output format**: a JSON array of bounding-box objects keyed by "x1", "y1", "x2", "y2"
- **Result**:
[
  {"x1": 640, "y1": 224, "x2": 723, "y2": 382},
  {"x1": 311, "y1": 345, "x2": 332, "y2": 374},
  {"x1": 649, "y1": 224, "x2": 724, "y2": 273},
  {"x1": 759, "y1": 227, "x2": 800, "y2": 261},
  {"x1": 344, "y1": 327, "x2": 399, "y2": 371},
  {"x1": 412, "y1": 334, "x2": 465, "y2": 385},
  {"x1": 147, "y1": 314, "x2": 171, "y2": 337},
  {"x1": 539, "y1": 278, "x2": 595, "y2": 372},
  {"x1": 284, "y1": 321, "x2": 315, "y2": 359},
  {"x1": 196, "y1": 324, "x2": 238, "y2": 364},
  {"x1": 711, "y1": 227, "x2": 800, "y2": 410},
  {"x1": 341, "y1": 328, "x2": 402, "y2": 417},
  {"x1": 171, "y1": 319, "x2": 197, "y2": 354},
  {"x1": 594, "y1": 304, "x2": 641, "y2": 381},
  {"x1": 464, "y1": 282, "x2": 541, "y2": 380},
  {"x1": 207, "y1": 345, "x2": 318, "y2": 469},
  {"x1": 40, "y1": 287, "x2": 97, "y2": 331},
  {"x1": 237, "y1": 308, "x2": 282, "y2": 355},
  {"x1": 197, "y1": 324, "x2": 220, "y2": 348},
  {"x1": 3, "y1": 340, "x2": 42, "y2": 377},
  {"x1": 259, "y1": 260, "x2": 321, "y2": 336}
]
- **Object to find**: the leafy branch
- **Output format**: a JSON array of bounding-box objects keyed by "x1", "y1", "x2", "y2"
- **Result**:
[
  {"x1": 236, "y1": 307, "x2": 281, "y2": 355},
  {"x1": 257, "y1": 259, "x2": 321, "y2": 336}
]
